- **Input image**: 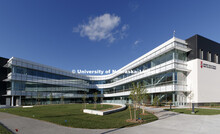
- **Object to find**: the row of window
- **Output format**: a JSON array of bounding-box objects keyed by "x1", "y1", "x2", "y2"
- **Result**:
[
  {"x1": 12, "y1": 66, "x2": 90, "y2": 85},
  {"x1": 103, "y1": 70, "x2": 186, "y2": 94},
  {"x1": 91, "y1": 49, "x2": 187, "y2": 84},
  {"x1": 11, "y1": 81, "x2": 90, "y2": 92},
  {"x1": 199, "y1": 49, "x2": 218, "y2": 63}
]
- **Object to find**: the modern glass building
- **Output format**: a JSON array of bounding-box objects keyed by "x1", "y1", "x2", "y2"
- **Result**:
[{"x1": 1, "y1": 34, "x2": 220, "y2": 106}]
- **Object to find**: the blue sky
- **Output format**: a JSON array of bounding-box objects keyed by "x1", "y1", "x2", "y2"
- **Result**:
[{"x1": 0, "y1": 0, "x2": 220, "y2": 74}]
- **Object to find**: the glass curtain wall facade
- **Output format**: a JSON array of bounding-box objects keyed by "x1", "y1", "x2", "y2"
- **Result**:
[
  {"x1": 3, "y1": 37, "x2": 190, "y2": 106},
  {"x1": 5, "y1": 59, "x2": 100, "y2": 106},
  {"x1": 102, "y1": 49, "x2": 188, "y2": 106}
]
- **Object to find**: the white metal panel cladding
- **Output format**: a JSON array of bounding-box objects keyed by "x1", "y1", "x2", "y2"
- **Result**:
[{"x1": 187, "y1": 59, "x2": 220, "y2": 103}]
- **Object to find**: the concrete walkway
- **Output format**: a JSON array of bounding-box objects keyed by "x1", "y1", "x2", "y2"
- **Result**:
[
  {"x1": 1, "y1": 107, "x2": 220, "y2": 134},
  {"x1": 0, "y1": 112, "x2": 110, "y2": 134},
  {"x1": 111, "y1": 107, "x2": 220, "y2": 134},
  {"x1": 145, "y1": 107, "x2": 179, "y2": 119}
]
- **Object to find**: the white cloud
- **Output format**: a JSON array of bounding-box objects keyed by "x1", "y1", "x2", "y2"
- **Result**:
[
  {"x1": 132, "y1": 40, "x2": 142, "y2": 50},
  {"x1": 118, "y1": 24, "x2": 129, "y2": 39},
  {"x1": 134, "y1": 40, "x2": 141, "y2": 45},
  {"x1": 122, "y1": 24, "x2": 129, "y2": 31},
  {"x1": 74, "y1": 14, "x2": 124, "y2": 43},
  {"x1": 74, "y1": 14, "x2": 128, "y2": 43}
]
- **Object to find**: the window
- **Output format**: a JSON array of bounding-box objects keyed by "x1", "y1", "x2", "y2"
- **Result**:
[
  {"x1": 214, "y1": 54, "x2": 218, "y2": 63},
  {"x1": 207, "y1": 51, "x2": 211, "y2": 62},
  {"x1": 199, "y1": 49, "x2": 203, "y2": 59},
  {"x1": 175, "y1": 49, "x2": 187, "y2": 61}
]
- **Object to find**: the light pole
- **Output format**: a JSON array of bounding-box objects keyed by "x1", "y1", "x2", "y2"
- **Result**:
[{"x1": 191, "y1": 103, "x2": 195, "y2": 114}]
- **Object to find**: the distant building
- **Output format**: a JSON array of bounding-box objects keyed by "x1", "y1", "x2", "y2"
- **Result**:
[{"x1": 0, "y1": 57, "x2": 9, "y2": 105}]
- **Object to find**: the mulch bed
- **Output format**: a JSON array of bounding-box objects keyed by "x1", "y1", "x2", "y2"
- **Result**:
[
  {"x1": 139, "y1": 113, "x2": 148, "y2": 115},
  {"x1": 126, "y1": 119, "x2": 144, "y2": 123}
]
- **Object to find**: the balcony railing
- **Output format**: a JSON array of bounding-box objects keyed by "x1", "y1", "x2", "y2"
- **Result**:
[
  {"x1": 7, "y1": 90, "x2": 103, "y2": 98},
  {"x1": 103, "y1": 82, "x2": 188, "y2": 95}
]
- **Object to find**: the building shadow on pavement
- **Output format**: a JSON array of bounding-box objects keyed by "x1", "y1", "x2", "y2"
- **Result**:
[
  {"x1": 157, "y1": 111, "x2": 179, "y2": 120},
  {"x1": 101, "y1": 109, "x2": 180, "y2": 134},
  {"x1": 100, "y1": 123, "x2": 135, "y2": 134}
]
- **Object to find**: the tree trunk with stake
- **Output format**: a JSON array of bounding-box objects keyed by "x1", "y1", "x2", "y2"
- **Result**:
[
  {"x1": 93, "y1": 92, "x2": 98, "y2": 109},
  {"x1": 129, "y1": 82, "x2": 148, "y2": 121},
  {"x1": 129, "y1": 104, "x2": 132, "y2": 120},
  {"x1": 82, "y1": 92, "x2": 87, "y2": 109},
  {"x1": 49, "y1": 93, "x2": 53, "y2": 104}
]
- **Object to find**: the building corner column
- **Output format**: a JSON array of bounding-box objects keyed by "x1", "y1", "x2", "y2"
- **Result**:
[
  {"x1": 11, "y1": 96, "x2": 14, "y2": 106},
  {"x1": 151, "y1": 94, "x2": 153, "y2": 104},
  {"x1": 19, "y1": 96, "x2": 21, "y2": 106},
  {"x1": 172, "y1": 93, "x2": 175, "y2": 106}
]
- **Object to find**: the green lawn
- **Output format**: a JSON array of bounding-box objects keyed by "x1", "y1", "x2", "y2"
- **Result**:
[
  {"x1": 0, "y1": 104, "x2": 158, "y2": 129},
  {"x1": 165, "y1": 108, "x2": 220, "y2": 115},
  {"x1": 0, "y1": 124, "x2": 12, "y2": 134}
]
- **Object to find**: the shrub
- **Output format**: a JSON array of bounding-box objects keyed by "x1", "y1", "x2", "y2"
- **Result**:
[{"x1": 152, "y1": 96, "x2": 161, "y2": 106}]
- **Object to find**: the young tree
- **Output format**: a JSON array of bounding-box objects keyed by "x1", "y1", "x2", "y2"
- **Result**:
[
  {"x1": 129, "y1": 82, "x2": 147, "y2": 121},
  {"x1": 128, "y1": 104, "x2": 132, "y2": 120},
  {"x1": 100, "y1": 96, "x2": 104, "y2": 108},
  {"x1": 45, "y1": 93, "x2": 49, "y2": 105},
  {"x1": 141, "y1": 92, "x2": 149, "y2": 114},
  {"x1": 30, "y1": 94, "x2": 33, "y2": 105},
  {"x1": 44, "y1": 94, "x2": 47, "y2": 105},
  {"x1": 50, "y1": 93, "x2": 53, "y2": 104},
  {"x1": 82, "y1": 92, "x2": 87, "y2": 109},
  {"x1": 36, "y1": 92, "x2": 41, "y2": 105},
  {"x1": 61, "y1": 95, "x2": 64, "y2": 104},
  {"x1": 152, "y1": 96, "x2": 160, "y2": 107},
  {"x1": 129, "y1": 83, "x2": 137, "y2": 120},
  {"x1": 93, "y1": 92, "x2": 98, "y2": 109}
]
